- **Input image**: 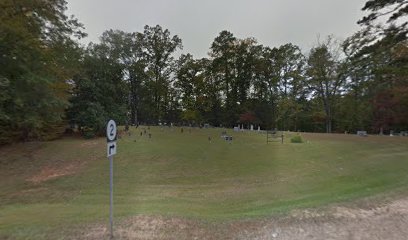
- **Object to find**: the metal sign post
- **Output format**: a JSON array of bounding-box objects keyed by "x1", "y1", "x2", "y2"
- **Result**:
[
  {"x1": 109, "y1": 155, "x2": 113, "y2": 239},
  {"x1": 106, "y1": 120, "x2": 117, "y2": 239}
]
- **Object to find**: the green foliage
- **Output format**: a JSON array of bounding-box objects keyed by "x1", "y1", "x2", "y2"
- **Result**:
[
  {"x1": 290, "y1": 134, "x2": 303, "y2": 143},
  {"x1": 181, "y1": 109, "x2": 202, "y2": 124},
  {"x1": 306, "y1": 37, "x2": 343, "y2": 133},
  {"x1": 67, "y1": 46, "x2": 128, "y2": 137},
  {"x1": 175, "y1": 55, "x2": 215, "y2": 125},
  {"x1": 69, "y1": 26, "x2": 183, "y2": 128},
  {"x1": 142, "y1": 25, "x2": 182, "y2": 123},
  {"x1": 75, "y1": 102, "x2": 107, "y2": 135},
  {"x1": 342, "y1": 0, "x2": 408, "y2": 133},
  {"x1": 0, "y1": 0, "x2": 85, "y2": 144},
  {"x1": 1, "y1": 0, "x2": 407, "y2": 143},
  {"x1": 82, "y1": 127, "x2": 96, "y2": 139}
]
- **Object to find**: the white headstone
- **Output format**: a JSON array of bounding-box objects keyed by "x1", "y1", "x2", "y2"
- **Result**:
[{"x1": 250, "y1": 124, "x2": 254, "y2": 131}]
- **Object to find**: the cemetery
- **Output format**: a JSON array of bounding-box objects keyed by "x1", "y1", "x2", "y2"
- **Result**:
[
  {"x1": 1, "y1": 126, "x2": 408, "y2": 239},
  {"x1": 1, "y1": 0, "x2": 407, "y2": 238}
]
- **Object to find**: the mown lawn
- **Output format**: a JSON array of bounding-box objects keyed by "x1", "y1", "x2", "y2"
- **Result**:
[{"x1": 1, "y1": 127, "x2": 408, "y2": 239}]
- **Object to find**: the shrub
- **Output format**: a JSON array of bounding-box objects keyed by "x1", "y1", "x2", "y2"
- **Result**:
[
  {"x1": 82, "y1": 127, "x2": 96, "y2": 139},
  {"x1": 290, "y1": 135, "x2": 303, "y2": 143}
]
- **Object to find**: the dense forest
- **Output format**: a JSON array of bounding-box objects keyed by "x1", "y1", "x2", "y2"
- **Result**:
[{"x1": 1, "y1": 0, "x2": 407, "y2": 143}]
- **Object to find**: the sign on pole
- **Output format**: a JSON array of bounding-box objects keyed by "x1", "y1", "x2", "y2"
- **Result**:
[
  {"x1": 107, "y1": 142, "x2": 117, "y2": 157},
  {"x1": 106, "y1": 119, "x2": 117, "y2": 142},
  {"x1": 106, "y1": 119, "x2": 117, "y2": 239},
  {"x1": 106, "y1": 119, "x2": 117, "y2": 157}
]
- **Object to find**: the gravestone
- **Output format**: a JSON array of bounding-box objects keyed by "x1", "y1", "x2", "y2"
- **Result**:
[
  {"x1": 224, "y1": 136, "x2": 232, "y2": 143},
  {"x1": 357, "y1": 131, "x2": 367, "y2": 137},
  {"x1": 233, "y1": 127, "x2": 240, "y2": 132},
  {"x1": 250, "y1": 125, "x2": 254, "y2": 131}
]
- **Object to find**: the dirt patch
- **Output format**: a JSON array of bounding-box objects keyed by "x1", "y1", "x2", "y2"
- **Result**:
[
  {"x1": 235, "y1": 196, "x2": 408, "y2": 240},
  {"x1": 78, "y1": 216, "x2": 225, "y2": 240},
  {"x1": 8, "y1": 187, "x2": 49, "y2": 198},
  {"x1": 27, "y1": 162, "x2": 84, "y2": 183},
  {"x1": 78, "y1": 195, "x2": 408, "y2": 240},
  {"x1": 80, "y1": 140, "x2": 101, "y2": 148}
]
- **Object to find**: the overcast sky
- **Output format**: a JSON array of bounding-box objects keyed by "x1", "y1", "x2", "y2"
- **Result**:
[{"x1": 66, "y1": 0, "x2": 367, "y2": 58}]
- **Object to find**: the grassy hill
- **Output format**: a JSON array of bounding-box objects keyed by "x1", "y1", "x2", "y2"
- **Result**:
[{"x1": 1, "y1": 126, "x2": 408, "y2": 239}]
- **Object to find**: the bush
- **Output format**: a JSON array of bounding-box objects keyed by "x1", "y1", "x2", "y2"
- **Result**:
[
  {"x1": 70, "y1": 103, "x2": 107, "y2": 138},
  {"x1": 82, "y1": 127, "x2": 96, "y2": 139},
  {"x1": 290, "y1": 135, "x2": 303, "y2": 143}
]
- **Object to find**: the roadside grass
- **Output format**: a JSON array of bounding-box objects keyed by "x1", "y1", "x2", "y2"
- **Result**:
[{"x1": 1, "y1": 127, "x2": 408, "y2": 239}]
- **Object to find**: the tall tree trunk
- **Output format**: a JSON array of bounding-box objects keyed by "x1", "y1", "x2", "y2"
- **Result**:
[
  {"x1": 130, "y1": 107, "x2": 138, "y2": 125},
  {"x1": 323, "y1": 97, "x2": 332, "y2": 133}
]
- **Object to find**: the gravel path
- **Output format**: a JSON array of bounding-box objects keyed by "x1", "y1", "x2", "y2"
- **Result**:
[{"x1": 82, "y1": 195, "x2": 408, "y2": 240}]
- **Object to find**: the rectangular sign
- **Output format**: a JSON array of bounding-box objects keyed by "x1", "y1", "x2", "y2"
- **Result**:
[{"x1": 107, "y1": 141, "x2": 117, "y2": 157}]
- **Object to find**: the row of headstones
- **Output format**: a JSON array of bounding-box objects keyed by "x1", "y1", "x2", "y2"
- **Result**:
[
  {"x1": 386, "y1": 130, "x2": 408, "y2": 136},
  {"x1": 233, "y1": 125, "x2": 261, "y2": 132},
  {"x1": 159, "y1": 122, "x2": 212, "y2": 129},
  {"x1": 120, "y1": 126, "x2": 152, "y2": 139},
  {"x1": 357, "y1": 130, "x2": 408, "y2": 137},
  {"x1": 139, "y1": 128, "x2": 152, "y2": 138}
]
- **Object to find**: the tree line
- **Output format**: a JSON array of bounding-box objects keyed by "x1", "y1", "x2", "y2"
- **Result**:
[{"x1": 1, "y1": 0, "x2": 407, "y2": 143}]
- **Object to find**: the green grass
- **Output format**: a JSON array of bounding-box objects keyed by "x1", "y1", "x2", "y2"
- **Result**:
[{"x1": 1, "y1": 127, "x2": 408, "y2": 238}]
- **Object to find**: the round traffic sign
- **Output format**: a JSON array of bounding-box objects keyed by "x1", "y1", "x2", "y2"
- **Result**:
[{"x1": 106, "y1": 120, "x2": 117, "y2": 141}]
